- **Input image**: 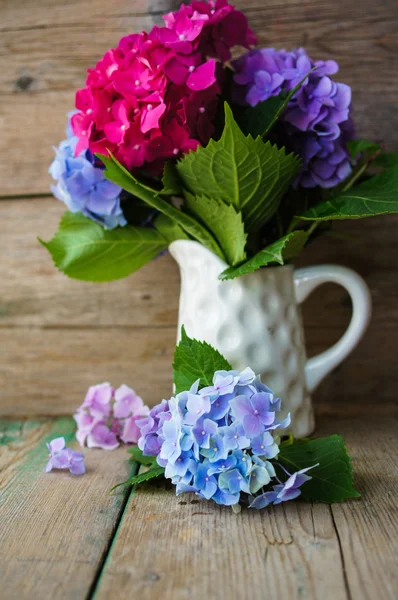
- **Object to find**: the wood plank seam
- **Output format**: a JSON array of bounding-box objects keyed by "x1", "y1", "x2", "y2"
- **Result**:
[
  {"x1": 330, "y1": 506, "x2": 353, "y2": 600},
  {"x1": 87, "y1": 482, "x2": 137, "y2": 600}
]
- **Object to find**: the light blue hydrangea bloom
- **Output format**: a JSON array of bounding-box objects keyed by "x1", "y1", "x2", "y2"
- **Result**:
[
  {"x1": 49, "y1": 113, "x2": 126, "y2": 230},
  {"x1": 137, "y1": 368, "x2": 317, "y2": 510}
]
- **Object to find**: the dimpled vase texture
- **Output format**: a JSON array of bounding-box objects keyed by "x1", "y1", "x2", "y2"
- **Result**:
[{"x1": 170, "y1": 240, "x2": 313, "y2": 438}]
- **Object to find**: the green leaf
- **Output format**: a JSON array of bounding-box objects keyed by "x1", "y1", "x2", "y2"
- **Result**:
[
  {"x1": 39, "y1": 212, "x2": 167, "y2": 282},
  {"x1": 154, "y1": 213, "x2": 190, "y2": 244},
  {"x1": 219, "y1": 230, "x2": 308, "y2": 281},
  {"x1": 184, "y1": 192, "x2": 247, "y2": 266},
  {"x1": 237, "y1": 70, "x2": 316, "y2": 138},
  {"x1": 99, "y1": 152, "x2": 225, "y2": 260},
  {"x1": 299, "y1": 166, "x2": 398, "y2": 221},
  {"x1": 127, "y1": 446, "x2": 157, "y2": 466},
  {"x1": 127, "y1": 465, "x2": 165, "y2": 487},
  {"x1": 372, "y1": 152, "x2": 398, "y2": 170},
  {"x1": 347, "y1": 139, "x2": 381, "y2": 160},
  {"x1": 111, "y1": 464, "x2": 165, "y2": 493},
  {"x1": 162, "y1": 161, "x2": 182, "y2": 196},
  {"x1": 279, "y1": 435, "x2": 360, "y2": 503},
  {"x1": 173, "y1": 326, "x2": 232, "y2": 394},
  {"x1": 177, "y1": 103, "x2": 301, "y2": 232}
]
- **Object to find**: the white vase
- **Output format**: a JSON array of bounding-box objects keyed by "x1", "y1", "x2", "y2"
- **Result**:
[{"x1": 169, "y1": 240, "x2": 372, "y2": 438}]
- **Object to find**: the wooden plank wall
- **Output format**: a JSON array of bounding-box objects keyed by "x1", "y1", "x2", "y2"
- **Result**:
[{"x1": 1, "y1": 0, "x2": 397, "y2": 416}]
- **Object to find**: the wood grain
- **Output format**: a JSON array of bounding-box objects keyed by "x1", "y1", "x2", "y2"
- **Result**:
[
  {"x1": 320, "y1": 412, "x2": 398, "y2": 600},
  {"x1": 0, "y1": 328, "x2": 175, "y2": 416},
  {"x1": 0, "y1": 417, "x2": 133, "y2": 600},
  {"x1": 0, "y1": 0, "x2": 397, "y2": 196},
  {"x1": 92, "y1": 411, "x2": 398, "y2": 600}
]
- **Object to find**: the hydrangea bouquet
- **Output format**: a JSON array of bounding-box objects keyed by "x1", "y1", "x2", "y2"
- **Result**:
[
  {"x1": 41, "y1": 0, "x2": 398, "y2": 282},
  {"x1": 117, "y1": 328, "x2": 359, "y2": 511}
]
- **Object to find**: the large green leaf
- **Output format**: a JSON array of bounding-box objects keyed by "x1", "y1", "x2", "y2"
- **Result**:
[
  {"x1": 184, "y1": 192, "x2": 247, "y2": 266},
  {"x1": 299, "y1": 166, "x2": 398, "y2": 221},
  {"x1": 39, "y1": 212, "x2": 167, "y2": 282},
  {"x1": 173, "y1": 326, "x2": 233, "y2": 395},
  {"x1": 98, "y1": 152, "x2": 225, "y2": 260},
  {"x1": 219, "y1": 231, "x2": 308, "y2": 281},
  {"x1": 279, "y1": 435, "x2": 360, "y2": 503},
  {"x1": 237, "y1": 70, "x2": 316, "y2": 138},
  {"x1": 176, "y1": 103, "x2": 300, "y2": 233}
]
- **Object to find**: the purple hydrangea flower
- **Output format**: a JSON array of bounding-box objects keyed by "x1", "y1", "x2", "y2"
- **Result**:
[
  {"x1": 46, "y1": 437, "x2": 86, "y2": 475},
  {"x1": 229, "y1": 392, "x2": 280, "y2": 438},
  {"x1": 232, "y1": 47, "x2": 355, "y2": 188},
  {"x1": 49, "y1": 115, "x2": 126, "y2": 229}
]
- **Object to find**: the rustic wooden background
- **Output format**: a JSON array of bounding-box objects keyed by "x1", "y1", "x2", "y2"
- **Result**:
[{"x1": 1, "y1": 0, "x2": 397, "y2": 417}]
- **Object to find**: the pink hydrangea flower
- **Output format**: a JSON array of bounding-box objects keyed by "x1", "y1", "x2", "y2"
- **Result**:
[
  {"x1": 71, "y1": 0, "x2": 256, "y2": 174},
  {"x1": 74, "y1": 383, "x2": 150, "y2": 450}
]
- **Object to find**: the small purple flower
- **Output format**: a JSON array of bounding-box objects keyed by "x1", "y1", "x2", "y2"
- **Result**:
[
  {"x1": 74, "y1": 411, "x2": 99, "y2": 447},
  {"x1": 230, "y1": 392, "x2": 277, "y2": 438},
  {"x1": 247, "y1": 70, "x2": 285, "y2": 106},
  {"x1": 80, "y1": 383, "x2": 114, "y2": 419},
  {"x1": 137, "y1": 400, "x2": 171, "y2": 455},
  {"x1": 113, "y1": 385, "x2": 147, "y2": 419},
  {"x1": 46, "y1": 437, "x2": 86, "y2": 476},
  {"x1": 87, "y1": 423, "x2": 120, "y2": 450},
  {"x1": 249, "y1": 465, "x2": 318, "y2": 509}
]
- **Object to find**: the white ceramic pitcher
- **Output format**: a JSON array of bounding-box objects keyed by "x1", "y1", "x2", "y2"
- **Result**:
[{"x1": 169, "y1": 240, "x2": 372, "y2": 438}]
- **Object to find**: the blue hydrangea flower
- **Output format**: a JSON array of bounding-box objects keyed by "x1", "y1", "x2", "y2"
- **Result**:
[
  {"x1": 232, "y1": 47, "x2": 355, "y2": 188},
  {"x1": 49, "y1": 114, "x2": 126, "y2": 229},
  {"x1": 137, "y1": 368, "x2": 317, "y2": 511}
]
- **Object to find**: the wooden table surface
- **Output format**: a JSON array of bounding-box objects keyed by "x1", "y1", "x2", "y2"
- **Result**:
[{"x1": 1, "y1": 1, "x2": 397, "y2": 599}]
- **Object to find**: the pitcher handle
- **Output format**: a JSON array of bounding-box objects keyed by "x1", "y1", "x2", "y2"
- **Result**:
[{"x1": 294, "y1": 265, "x2": 372, "y2": 393}]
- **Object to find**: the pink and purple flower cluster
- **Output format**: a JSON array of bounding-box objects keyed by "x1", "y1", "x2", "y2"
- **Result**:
[
  {"x1": 137, "y1": 368, "x2": 316, "y2": 509},
  {"x1": 74, "y1": 383, "x2": 149, "y2": 450},
  {"x1": 71, "y1": 0, "x2": 256, "y2": 175},
  {"x1": 232, "y1": 47, "x2": 355, "y2": 188}
]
